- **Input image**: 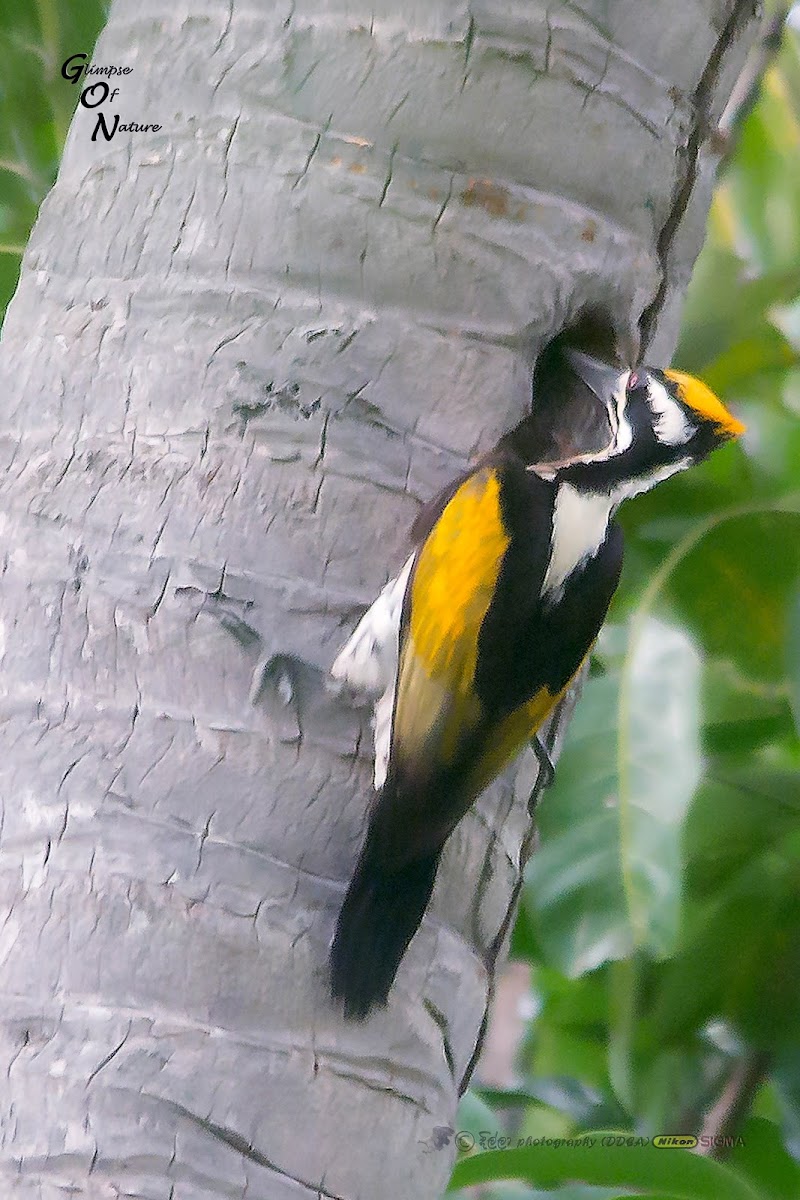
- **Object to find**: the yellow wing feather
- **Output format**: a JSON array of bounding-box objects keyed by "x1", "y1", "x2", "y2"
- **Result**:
[
  {"x1": 464, "y1": 684, "x2": 563, "y2": 797},
  {"x1": 391, "y1": 465, "x2": 574, "y2": 795},
  {"x1": 393, "y1": 468, "x2": 509, "y2": 764}
]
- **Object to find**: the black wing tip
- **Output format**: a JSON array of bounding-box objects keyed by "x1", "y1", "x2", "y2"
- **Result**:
[
  {"x1": 328, "y1": 843, "x2": 443, "y2": 1021},
  {"x1": 328, "y1": 892, "x2": 397, "y2": 1020},
  {"x1": 329, "y1": 960, "x2": 390, "y2": 1021},
  {"x1": 328, "y1": 926, "x2": 393, "y2": 1022}
]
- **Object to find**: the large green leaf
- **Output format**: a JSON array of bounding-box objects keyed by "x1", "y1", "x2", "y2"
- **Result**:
[
  {"x1": 524, "y1": 673, "x2": 629, "y2": 974},
  {"x1": 728, "y1": 1117, "x2": 800, "y2": 1200},
  {"x1": 623, "y1": 501, "x2": 800, "y2": 684},
  {"x1": 449, "y1": 1136, "x2": 767, "y2": 1199},
  {"x1": 787, "y1": 591, "x2": 800, "y2": 735},
  {"x1": 525, "y1": 621, "x2": 701, "y2": 975},
  {"x1": 616, "y1": 622, "x2": 701, "y2": 950},
  {"x1": 456, "y1": 1089, "x2": 505, "y2": 1145}
]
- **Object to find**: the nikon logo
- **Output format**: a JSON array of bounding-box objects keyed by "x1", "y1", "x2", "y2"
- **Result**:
[{"x1": 653, "y1": 1135, "x2": 698, "y2": 1149}]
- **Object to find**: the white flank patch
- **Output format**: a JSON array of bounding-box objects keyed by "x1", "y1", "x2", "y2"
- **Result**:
[
  {"x1": 331, "y1": 555, "x2": 414, "y2": 695},
  {"x1": 331, "y1": 554, "x2": 415, "y2": 790},
  {"x1": 542, "y1": 483, "x2": 614, "y2": 599},
  {"x1": 372, "y1": 688, "x2": 395, "y2": 792}
]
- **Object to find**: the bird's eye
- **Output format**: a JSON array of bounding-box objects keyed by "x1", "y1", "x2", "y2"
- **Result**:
[{"x1": 627, "y1": 370, "x2": 648, "y2": 396}]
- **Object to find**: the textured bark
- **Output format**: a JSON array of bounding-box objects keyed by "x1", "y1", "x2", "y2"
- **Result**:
[{"x1": 0, "y1": 2, "x2": 757, "y2": 1198}]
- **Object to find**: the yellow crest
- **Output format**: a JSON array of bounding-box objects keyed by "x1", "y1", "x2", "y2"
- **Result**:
[{"x1": 664, "y1": 369, "x2": 745, "y2": 438}]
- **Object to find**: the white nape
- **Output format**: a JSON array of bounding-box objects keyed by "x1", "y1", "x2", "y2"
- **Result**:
[
  {"x1": 541, "y1": 483, "x2": 614, "y2": 600},
  {"x1": 330, "y1": 554, "x2": 415, "y2": 790}
]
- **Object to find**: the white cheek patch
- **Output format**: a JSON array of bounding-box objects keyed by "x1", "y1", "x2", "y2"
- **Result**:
[
  {"x1": 330, "y1": 554, "x2": 415, "y2": 790},
  {"x1": 647, "y1": 378, "x2": 692, "y2": 446}
]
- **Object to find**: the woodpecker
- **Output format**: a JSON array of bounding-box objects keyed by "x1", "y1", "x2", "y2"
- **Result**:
[{"x1": 329, "y1": 352, "x2": 745, "y2": 1019}]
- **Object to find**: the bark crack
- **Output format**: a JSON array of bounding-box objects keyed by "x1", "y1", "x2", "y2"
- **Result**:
[
  {"x1": 461, "y1": 14, "x2": 476, "y2": 90},
  {"x1": 458, "y1": 682, "x2": 583, "y2": 1094},
  {"x1": 154, "y1": 1095, "x2": 348, "y2": 1199},
  {"x1": 85, "y1": 1023, "x2": 132, "y2": 1086},
  {"x1": 639, "y1": 0, "x2": 759, "y2": 352}
]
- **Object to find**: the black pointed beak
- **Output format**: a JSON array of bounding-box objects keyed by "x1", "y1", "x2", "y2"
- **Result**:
[
  {"x1": 565, "y1": 349, "x2": 627, "y2": 409},
  {"x1": 521, "y1": 343, "x2": 626, "y2": 468}
]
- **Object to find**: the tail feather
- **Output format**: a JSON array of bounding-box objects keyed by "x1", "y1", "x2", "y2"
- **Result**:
[{"x1": 329, "y1": 836, "x2": 442, "y2": 1019}]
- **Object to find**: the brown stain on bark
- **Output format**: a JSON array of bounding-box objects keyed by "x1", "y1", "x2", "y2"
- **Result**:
[{"x1": 459, "y1": 177, "x2": 526, "y2": 220}]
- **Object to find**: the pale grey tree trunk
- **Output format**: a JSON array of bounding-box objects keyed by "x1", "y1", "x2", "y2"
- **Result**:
[{"x1": 0, "y1": 2, "x2": 757, "y2": 1198}]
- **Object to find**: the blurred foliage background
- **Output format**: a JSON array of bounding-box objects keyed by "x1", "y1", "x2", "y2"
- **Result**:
[
  {"x1": 1, "y1": 3, "x2": 799, "y2": 1199},
  {"x1": 455, "y1": 9, "x2": 800, "y2": 1200}
]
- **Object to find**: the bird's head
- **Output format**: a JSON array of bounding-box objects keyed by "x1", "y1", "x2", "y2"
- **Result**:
[{"x1": 547, "y1": 350, "x2": 745, "y2": 500}]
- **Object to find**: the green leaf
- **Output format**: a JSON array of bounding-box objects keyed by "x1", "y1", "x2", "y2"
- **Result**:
[
  {"x1": 787, "y1": 591, "x2": 800, "y2": 735},
  {"x1": 654, "y1": 822, "x2": 800, "y2": 1045},
  {"x1": 617, "y1": 621, "x2": 701, "y2": 950},
  {"x1": 701, "y1": 661, "x2": 796, "y2": 757},
  {"x1": 448, "y1": 1134, "x2": 767, "y2": 1199},
  {"x1": 728, "y1": 1117, "x2": 800, "y2": 1200},
  {"x1": 525, "y1": 620, "x2": 700, "y2": 975},
  {"x1": 772, "y1": 1049, "x2": 800, "y2": 1160},
  {"x1": 685, "y1": 764, "x2": 800, "y2": 898},
  {"x1": 478, "y1": 1077, "x2": 609, "y2": 1123},
  {"x1": 667, "y1": 511, "x2": 800, "y2": 683},
  {"x1": 676, "y1": 250, "x2": 800, "y2": 379},
  {"x1": 701, "y1": 334, "x2": 800, "y2": 395},
  {"x1": 456, "y1": 1089, "x2": 504, "y2": 1147},
  {"x1": 524, "y1": 674, "x2": 632, "y2": 974}
]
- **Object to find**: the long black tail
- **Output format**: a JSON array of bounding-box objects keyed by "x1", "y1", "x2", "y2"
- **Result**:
[{"x1": 329, "y1": 833, "x2": 442, "y2": 1020}]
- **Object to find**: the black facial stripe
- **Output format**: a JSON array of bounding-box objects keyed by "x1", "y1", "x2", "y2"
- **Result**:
[
  {"x1": 557, "y1": 383, "x2": 716, "y2": 492},
  {"x1": 559, "y1": 393, "x2": 658, "y2": 490}
]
